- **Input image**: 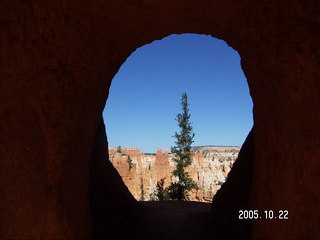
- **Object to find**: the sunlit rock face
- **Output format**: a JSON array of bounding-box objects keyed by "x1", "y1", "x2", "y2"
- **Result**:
[
  {"x1": 109, "y1": 147, "x2": 240, "y2": 202},
  {"x1": 1, "y1": 0, "x2": 319, "y2": 239}
]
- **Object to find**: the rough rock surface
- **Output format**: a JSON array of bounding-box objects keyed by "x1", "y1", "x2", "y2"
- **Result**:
[
  {"x1": 211, "y1": 128, "x2": 254, "y2": 239},
  {"x1": 1, "y1": 1, "x2": 319, "y2": 239},
  {"x1": 109, "y1": 146, "x2": 239, "y2": 202},
  {"x1": 89, "y1": 120, "x2": 140, "y2": 239}
]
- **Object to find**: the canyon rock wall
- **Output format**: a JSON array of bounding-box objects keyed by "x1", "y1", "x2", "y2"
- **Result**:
[{"x1": 109, "y1": 146, "x2": 240, "y2": 202}]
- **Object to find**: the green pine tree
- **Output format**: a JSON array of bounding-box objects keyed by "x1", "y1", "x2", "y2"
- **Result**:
[
  {"x1": 117, "y1": 146, "x2": 122, "y2": 153},
  {"x1": 168, "y1": 93, "x2": 198, "y2": 201},
  {"x1": 149, "y1": 178, "x2": 169, "y2": 201}
]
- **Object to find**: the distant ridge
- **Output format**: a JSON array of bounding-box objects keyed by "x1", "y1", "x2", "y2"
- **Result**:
[
  {"x1": 142, "y1": 153, "x2": 156, "y2": 156},
  {"x1": 109, "y1": 145, "x2": 241, "y2": 155},
  {"x1": 192, "y1": 145, "x2": 241, "y2": 148}
]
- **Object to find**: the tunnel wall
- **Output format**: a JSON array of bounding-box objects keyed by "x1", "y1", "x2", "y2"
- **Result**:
[
  {"x1": 89, "y1": 118, "x2": 139, "y2": 239},
  {"x1": 1, "y1": 0, "x2": 319, "y2": 239},
  {"x1": 211, "y1": 127, "x2": 254, "y2": 239}
]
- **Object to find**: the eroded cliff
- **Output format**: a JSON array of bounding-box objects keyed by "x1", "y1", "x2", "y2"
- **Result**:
[{"x1": 109, "y1": 146, "x2": 240, "y2": 202}]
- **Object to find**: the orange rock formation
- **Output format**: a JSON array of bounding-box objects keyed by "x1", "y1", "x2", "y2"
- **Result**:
[{"x1": 109, "y1": 147, "x2": 239, "y2": 202}]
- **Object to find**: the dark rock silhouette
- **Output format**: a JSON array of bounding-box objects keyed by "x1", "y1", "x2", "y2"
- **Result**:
[
  {"x1": 89, "y1": 119, "x2": 139, "y2": 239},
  {"x1": 211, "y1": 128, "x2": 254, "y2": 239}
]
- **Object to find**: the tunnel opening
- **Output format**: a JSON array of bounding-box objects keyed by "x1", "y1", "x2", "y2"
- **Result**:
[
  {"x1": 94, "y1": 33, "x2": 254, "y2": 239},
  {"x1": 104, "y1": 33, "x2": 253, "y2": 203}
]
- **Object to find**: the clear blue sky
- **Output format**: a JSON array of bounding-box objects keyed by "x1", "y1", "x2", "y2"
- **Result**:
[{"x1": 103, "y1": 33, "x2": 253, "y2": 153}]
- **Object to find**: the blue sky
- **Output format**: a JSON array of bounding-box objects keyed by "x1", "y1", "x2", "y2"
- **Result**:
[{"x1": 103, "y1": 33, "x2": 253, "y2": 153}]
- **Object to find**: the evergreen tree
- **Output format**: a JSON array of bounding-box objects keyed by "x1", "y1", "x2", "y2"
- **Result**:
[
  {"x1": 168, "y1": 93, "x2": 198, "y2": 201},
  {"x1": 117, "y1": 146, "x2": 122, "y2": 153},
  {"x1": 150, "y1": 178, "x2": 169, "y2": 201}
]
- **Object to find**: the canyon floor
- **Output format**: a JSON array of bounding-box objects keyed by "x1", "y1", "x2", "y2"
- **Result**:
[{"x1": 128, "y1": 201, "x2": 222, "y2": 240}]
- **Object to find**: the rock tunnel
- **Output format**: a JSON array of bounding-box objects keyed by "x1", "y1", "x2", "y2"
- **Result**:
[{"x1": 1, "y1": 0, "x2": 319, "y2": 239}]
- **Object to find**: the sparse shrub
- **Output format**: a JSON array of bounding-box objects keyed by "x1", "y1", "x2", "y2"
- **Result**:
[
  {"x1": 140, "y1": 178, "x2": 145, "y2": 201},
  {"x1": 117, "y1": 145, "x2": 122, "y2": 153},
  {"x1": 216, "y1": 181, "x2": 224, "y2": 186},
  {"x1": 127, "y1": 155, "x2": 133, "y2": 171}
]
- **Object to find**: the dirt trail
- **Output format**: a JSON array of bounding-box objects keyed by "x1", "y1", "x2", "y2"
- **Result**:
[{"x1": 129, "y1": 201, "x2": 220, "y2": 240}]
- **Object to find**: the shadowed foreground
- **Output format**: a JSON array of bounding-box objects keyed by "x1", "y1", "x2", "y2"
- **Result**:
[
  {"x1": 90, "y1": 122, "x2": 238, "y2": 240},
  {"x1": 128, "y1": 201, "x2": 218, "y2": 240}
]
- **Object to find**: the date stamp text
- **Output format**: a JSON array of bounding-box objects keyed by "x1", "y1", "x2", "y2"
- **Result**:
[{"x1": 239, "y1": 210, "x2": 288, "y2": 220}]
